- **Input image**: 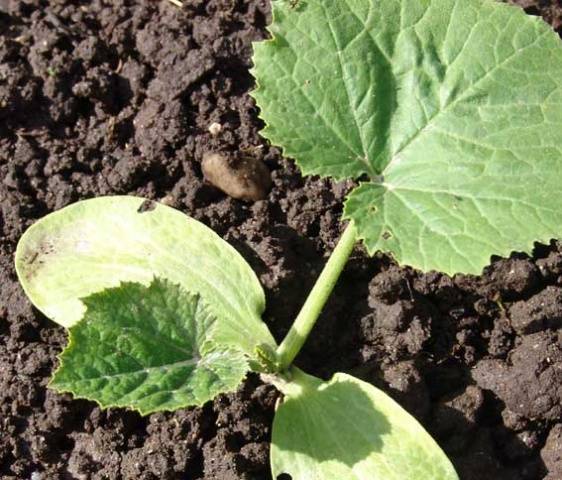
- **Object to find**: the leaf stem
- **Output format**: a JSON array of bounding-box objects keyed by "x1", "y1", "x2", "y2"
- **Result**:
[{"x1": 275, "y1": 222, "x2": 357, "y2": 371}]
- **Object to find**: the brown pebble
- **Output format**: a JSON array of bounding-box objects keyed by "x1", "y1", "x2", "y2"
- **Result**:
[{"x1": 201, "y1": 151, "x2": 272, "y2": 202}]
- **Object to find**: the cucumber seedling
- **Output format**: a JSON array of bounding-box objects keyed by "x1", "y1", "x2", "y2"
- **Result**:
[{"x1": 15, "y1": 1, "x2": 562, "y2": 479}]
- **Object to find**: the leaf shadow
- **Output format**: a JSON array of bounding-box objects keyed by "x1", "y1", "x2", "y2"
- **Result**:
[{"x1": 273, "y1": 376, "x2": 391, "y2": 466}]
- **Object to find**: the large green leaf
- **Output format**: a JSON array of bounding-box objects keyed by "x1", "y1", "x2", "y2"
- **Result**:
[
  {"x1": 252, "y1": 0, "x2": 562, "y2": 274},
  {"x1": 15, "y1": 196, "x2": 276, "y2": 356},
  {"x1": 271, "y1": 369, "x2": 458, "y2": 480},
  {"x1": 51, "y1": 279, "x2": 248, "y2": 415}
]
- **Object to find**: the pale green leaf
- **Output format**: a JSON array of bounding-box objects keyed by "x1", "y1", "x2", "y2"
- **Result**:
[
  {"x1": 51, "y1": 279, "x2": 248, "y2": 415},
  {"x1": 271, "y1": 369, "x2": 458, "y2": 480},
  {"x1": 15, "y1": 196, "x2": 276, "y2": 356},
  {"x1": 252, "y1": 0, "x2": 562, "y2": 274}
]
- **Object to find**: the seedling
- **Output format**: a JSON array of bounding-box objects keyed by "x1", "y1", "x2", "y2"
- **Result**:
[{"x1": 14, "y1": 1, "x2": 562, "y2": 478}]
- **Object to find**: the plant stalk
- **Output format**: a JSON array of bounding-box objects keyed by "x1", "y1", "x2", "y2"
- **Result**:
[{"x1": 275, "y1": 221, "x2": 357, "y2": 371}]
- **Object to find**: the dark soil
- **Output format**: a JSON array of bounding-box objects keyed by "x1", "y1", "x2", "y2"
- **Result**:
[{"x1": 0, "y1": 1, "x2": 561, "y2": 479}]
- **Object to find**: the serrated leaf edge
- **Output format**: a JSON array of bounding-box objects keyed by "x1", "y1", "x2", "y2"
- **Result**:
[
  {"x1": 249, "y1": 1, "x2": 370, "y2": 182},
  {"x1": 48, "y1": 280, "x2": 250, "y2": 416},
  {"x1": 342, "y1": 182, "x2": 558, "y2": 276},
  {"x1": 251, "y1": 0, "x2": 562, "y2": 275}
]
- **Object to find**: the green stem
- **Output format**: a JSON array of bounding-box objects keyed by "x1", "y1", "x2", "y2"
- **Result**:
[{"x1": 275, "y1": 222, "x2": 357, "y2": 371}]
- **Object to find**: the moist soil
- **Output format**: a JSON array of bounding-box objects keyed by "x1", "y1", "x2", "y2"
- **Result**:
[{"x1": 0, "y1": 1, "x2": 561, "y2": 479}]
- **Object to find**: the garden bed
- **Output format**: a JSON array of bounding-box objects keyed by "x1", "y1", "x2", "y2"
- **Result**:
[{"x1": 1, "y1": 1, "x2": 561, "y2": 479}]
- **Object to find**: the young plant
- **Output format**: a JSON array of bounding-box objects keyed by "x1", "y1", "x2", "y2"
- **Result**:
[{"x1": 14, "y1": 0, "x2": 562, "y2": 478}]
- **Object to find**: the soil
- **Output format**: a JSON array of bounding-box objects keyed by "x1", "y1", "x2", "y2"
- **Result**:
[{"x1": 0, "y1": 1, "x2": 561, "y2": 479}]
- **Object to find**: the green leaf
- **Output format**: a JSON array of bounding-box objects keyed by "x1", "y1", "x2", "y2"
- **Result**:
[
  {"x1": 252, "y1": 0, "x2": 562, "y2": 274},
  {"x1": 51, "y1": 279, "x2": 248, "y2": 415},
  {"x1": 271, "y1": 369, "x2": 458, "y2": 480},
  {"x1": 15, "y1": 196, "x2": 276, "y2": 356}
]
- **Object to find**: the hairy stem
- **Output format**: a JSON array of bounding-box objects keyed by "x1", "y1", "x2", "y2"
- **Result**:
[{"x1": 275, "y1": 222, "x2": 357, "y2": 371}]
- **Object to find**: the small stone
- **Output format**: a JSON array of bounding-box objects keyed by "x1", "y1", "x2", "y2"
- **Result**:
[
  {"x1": 208, "y1": 122, "x2": 222, "y2": 136},
  {"x1": 201, "y1": 151, "x2": 271, "y2": 202}
]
